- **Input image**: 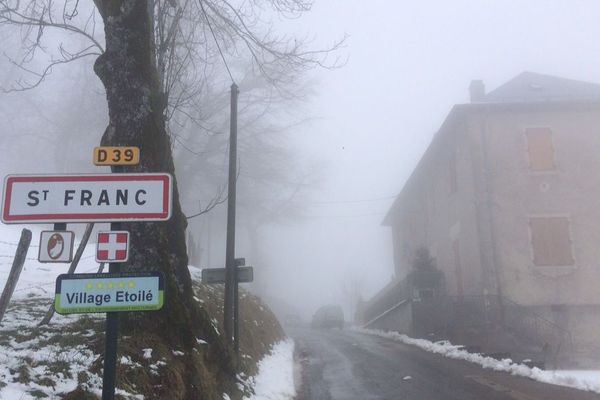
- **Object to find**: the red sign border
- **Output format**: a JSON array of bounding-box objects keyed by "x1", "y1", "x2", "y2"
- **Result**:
[{"x1": 2, "y1": 174, "x2": 172, "y2": 223}]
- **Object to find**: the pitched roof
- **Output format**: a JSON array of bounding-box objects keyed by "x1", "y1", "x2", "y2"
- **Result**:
[{"x1": 483, "y1": 71, "x2": 600, "y2": 103}]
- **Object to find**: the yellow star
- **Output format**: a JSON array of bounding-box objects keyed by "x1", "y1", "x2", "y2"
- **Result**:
[
  {"x1": 108, "y1": 282, "x2": 114, "y2": 289},
  {"x1": 85, "y1": 283, "x2": 93, "y2": 289},
  {"x1": 118, "y1": 282, "x2": 125, "y2": 289},
  {"x1": 128, "y1": 281, "x2": 136, "y2": 288},
  {"x1": 96, "y1": 282, "x2": 104, "y2": 289}
]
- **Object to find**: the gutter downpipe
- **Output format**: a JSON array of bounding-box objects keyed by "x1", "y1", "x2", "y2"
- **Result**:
[{"x1": 479, "y1": 106, "x2": 506, "y2": 324}]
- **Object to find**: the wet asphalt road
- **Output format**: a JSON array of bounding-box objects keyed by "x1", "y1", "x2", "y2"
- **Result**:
[{"x1": 289, "y1": 327, "x2": 600, "y2": 400}]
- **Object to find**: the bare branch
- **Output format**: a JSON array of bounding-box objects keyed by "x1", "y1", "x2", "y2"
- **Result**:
[{"x1": 0, "y1": 0, "x2": 104, "y2": 92}]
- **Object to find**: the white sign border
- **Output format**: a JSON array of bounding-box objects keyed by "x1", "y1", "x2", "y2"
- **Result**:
[{"x1": 38, "y1": 230, "x2": 75, "y2": 264}]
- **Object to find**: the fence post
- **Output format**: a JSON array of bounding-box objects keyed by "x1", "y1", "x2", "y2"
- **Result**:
[
  {"x1": 0, "y1": 229, "x2": 32, "y2": 325},
  {"x1": 39, "y1": 223, "x2": 94, "y2": 326}
]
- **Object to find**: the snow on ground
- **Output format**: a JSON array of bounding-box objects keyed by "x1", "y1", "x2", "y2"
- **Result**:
[
  {"x1": 242, "y1": 339, "x2": 296, "y2": 400},
  {"x1": 357, "y1": 327, "x2": 600, "y2": 394},
  {"x1": 1, "y1": 225, "x2": 292, "y2": 399},
  {"x1": 0, "y1": 224, "x2": 98, "y2": 301},
  {"x1": 0, "y1": 224, "x2": 134, "y2": 399}
]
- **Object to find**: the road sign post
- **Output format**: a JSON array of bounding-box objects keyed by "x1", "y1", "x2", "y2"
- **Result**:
[
  {"x1": 2, "y1": 173, "x2": 172, "y2": 223},
  {"x1": 233, "y1": 257, "x2": 245, "y2": 358},
  {"x1": 224, "y1": 83, "x2": 239, "y2": 347},
  {"x1": 103, "y1": 221, "x2": 121, "y2": 400}
]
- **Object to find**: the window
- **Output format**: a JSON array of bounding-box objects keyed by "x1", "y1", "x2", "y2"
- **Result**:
[
  {"x1": 529, "y1": 217, "x2": 574, "y2": 266},
  {"x1": 526, "y1": 127, "x2": 555, "y2": 171}
]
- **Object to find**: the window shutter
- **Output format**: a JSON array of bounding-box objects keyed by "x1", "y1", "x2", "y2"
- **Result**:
[
  {"x1": 529, "y1": 217, "x2": 574, "y2": 266},
  {"x1": 526, "y1": 127, "x2": 555, "y2": 171}
]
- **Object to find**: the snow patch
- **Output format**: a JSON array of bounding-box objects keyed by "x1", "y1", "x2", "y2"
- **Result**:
[
  {"x1": 142, "y1": 348, "x2": 153, "y2": 359},
  {"x1": 357, "y1": 328, "x2": 600, "y2": 394},
  {"x1": 244, "y1": 340, "x2": 296, "y2": 400}
]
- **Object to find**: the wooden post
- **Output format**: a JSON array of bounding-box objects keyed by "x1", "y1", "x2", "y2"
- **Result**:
[
  {"x1": 0, "y1": 229, "x2": 32, "y2": 325},
  {"x1": 97, "y1": 262, "x2": 106, "y2": 273},
  {"x1": 39, "y1": 223, "x2": 95, "y2": 326}
]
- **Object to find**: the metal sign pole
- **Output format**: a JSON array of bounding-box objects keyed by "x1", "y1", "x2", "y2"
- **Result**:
[
  {"x1": 233, "y1": 257, "x2": 245, "y2": 359},
  {"x1": 224, "y1": 83, "x2": 239, "y2": 345},
  {"x1": 102, "y1": 222, "x2": 121, "y2": 400},
  {"x1": 234, "y1": 268, "x2": 240, "y2": 358}
]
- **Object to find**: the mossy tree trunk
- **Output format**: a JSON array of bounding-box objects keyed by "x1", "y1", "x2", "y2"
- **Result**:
[{"x1": 92, "y1": 1, "x2": 232, "y2": 397}]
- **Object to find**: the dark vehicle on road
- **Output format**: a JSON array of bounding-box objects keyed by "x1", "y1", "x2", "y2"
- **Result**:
[{"x1": 311, "y1": 305, "x2": 344, "y2": 329}]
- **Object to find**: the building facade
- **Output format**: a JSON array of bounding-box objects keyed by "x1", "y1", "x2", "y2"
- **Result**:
[{"x1": 375, "y1": 72, "x2": 600, "y2": 352}]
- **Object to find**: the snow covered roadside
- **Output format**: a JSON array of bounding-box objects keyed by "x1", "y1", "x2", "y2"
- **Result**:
[
  {"x1": 0, "y1": 224, "x2": 98, "y2": 301},
  {"x1": 356, "y1": 327, "x2": 600, "y2": 394},
  {"x1": 0, "y1": 224, "x2": 136, "y2": 399},
  {"x1": 242, "y1": 339, "x2": 296, "y2": 400}
]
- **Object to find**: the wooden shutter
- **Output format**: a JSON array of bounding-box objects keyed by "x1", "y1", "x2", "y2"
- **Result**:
[
  {"x1": 529, "y1": 217, "x2": 574, "y2": 266},
  {"x1": 526, "y1": 127, "x2": 555, "y2": 171}
]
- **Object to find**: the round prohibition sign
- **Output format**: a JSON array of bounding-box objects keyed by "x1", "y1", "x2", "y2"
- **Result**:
[{"x1": 47, "y1": 233, "x2": 65, "y2": 260}]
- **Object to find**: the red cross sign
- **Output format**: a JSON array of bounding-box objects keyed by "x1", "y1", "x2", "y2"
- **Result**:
[{"x1": 96, "y1": 231, "x2": 129, "y2": 263}]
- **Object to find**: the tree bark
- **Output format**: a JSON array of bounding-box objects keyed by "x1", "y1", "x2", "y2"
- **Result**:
[
  {"x1": 93, "y1": 2, "x2": 233, "y2": 397},
  {"x1": 94, "y1": 0, "x2": 191, "y2": 337}
]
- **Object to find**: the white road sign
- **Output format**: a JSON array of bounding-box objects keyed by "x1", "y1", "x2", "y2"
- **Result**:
[
  {"x1": 38, "y1": 230, "x2": 75, "y2": 263},
  {"x1": 1, "y1": 174, "x2": 172, "y2": 223}
]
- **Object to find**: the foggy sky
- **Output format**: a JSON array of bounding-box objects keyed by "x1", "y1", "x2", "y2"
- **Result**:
[
  {"x1": 259, "y1": 0, "x2": 600, "y2": 319},
  {"x1": 3, "y1": 0, "x2": 600, "y2": 321}
]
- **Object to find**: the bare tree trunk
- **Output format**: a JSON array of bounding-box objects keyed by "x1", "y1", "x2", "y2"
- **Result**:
[{"x1": 93, "y1": 1, "x2": 233, "y2": 397}]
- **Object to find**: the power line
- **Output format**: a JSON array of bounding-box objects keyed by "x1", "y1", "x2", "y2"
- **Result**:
[
  {"x1": 306, "y1": 211, "x2": 387, "y2": 218},
  {"x1": 197, "y1": 0, "x2": 236, "y2": 85},
  {"x1": 310, "y1": 195, "x2": 396, "y2": 205}
]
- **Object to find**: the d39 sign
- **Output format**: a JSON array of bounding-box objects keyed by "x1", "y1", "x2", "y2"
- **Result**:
[{"x1": 93, "y1": 146, "x2": 140, "y2": 166}]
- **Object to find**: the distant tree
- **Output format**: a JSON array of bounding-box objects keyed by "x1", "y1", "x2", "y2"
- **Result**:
[{"x1": 340, "y1": 270, "x2": 366, "y2": 324}]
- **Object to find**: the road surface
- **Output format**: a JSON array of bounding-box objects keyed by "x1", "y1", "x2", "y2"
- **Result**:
[{"x1": 289, "y1": 327, "x2": 600, "y2": 400}]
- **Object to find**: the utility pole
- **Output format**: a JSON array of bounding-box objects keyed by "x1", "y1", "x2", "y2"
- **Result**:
[{"x1": 223, "y1": 83, "x2": 239, "y2": 346}]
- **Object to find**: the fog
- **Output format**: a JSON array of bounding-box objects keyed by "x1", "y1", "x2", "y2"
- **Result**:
[
  {"x1": 254, "y1": 0, "x2": 600, "y2": 320},
  {"x1": 2, "y1": 0, "x2": 600, "y2": 324}
]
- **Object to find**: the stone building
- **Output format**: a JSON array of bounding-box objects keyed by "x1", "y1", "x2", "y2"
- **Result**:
[{"x1": 364, "y1": 72, "x2": 600, "y2": 361}]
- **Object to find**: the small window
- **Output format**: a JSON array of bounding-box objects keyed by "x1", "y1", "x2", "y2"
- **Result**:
[
  {"x1": 526, "y1": 127, "x2": 555, "y2": 171},
  {"x1": 529, "y1": 217, "x2": 574, "y2": 266}
]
